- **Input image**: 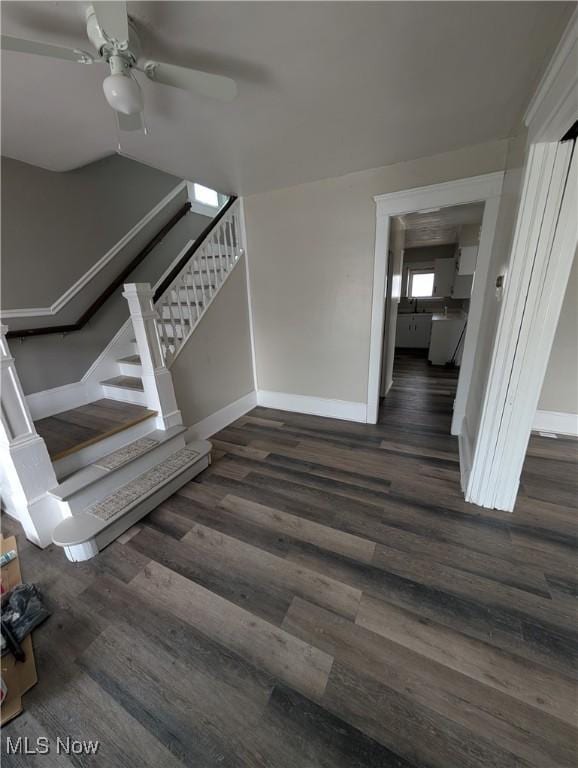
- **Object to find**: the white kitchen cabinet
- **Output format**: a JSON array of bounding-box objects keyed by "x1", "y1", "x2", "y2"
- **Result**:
[
  {"x1": 433, "y1": 258, "x2": 455, "y2": 298},
  {"x1": 452, "y1": 273, "x2": 474, "y2": 299},
  {"x1": 395, "y1": 313, "x2": 432, "y2": 348},
  {"x1": 428, "y1": 314, "x2": 467, "y2": 365},
  {"x1": 456, "y1": 246, "x2": 478, "y2": 275}
]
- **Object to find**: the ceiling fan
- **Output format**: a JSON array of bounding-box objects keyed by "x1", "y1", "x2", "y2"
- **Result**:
[{"x1": 0, "y1": 1, "x2": 238, "y2": 133}]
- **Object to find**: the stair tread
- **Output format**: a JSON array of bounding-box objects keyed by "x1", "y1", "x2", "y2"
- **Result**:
[
  {"x1": 34, "y1": 399, "x2": 157, "y2": 461},
  {"x1": 48, "y1": 426, "x2": 187, "y2": 500},
  {"x1": 52, "y1": 440, "x2": 212, "y2": 545},
  {"x1": 101, "y1": 375, "x2": 144, "y2": 391},
  {"x1": 117, "y1": 354, "x2": 141, "y2": 364}
]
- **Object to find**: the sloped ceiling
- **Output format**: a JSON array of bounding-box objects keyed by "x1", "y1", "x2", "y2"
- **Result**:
[{"x1": 1, "y1": 1, "x2": 572, "y2": 196}]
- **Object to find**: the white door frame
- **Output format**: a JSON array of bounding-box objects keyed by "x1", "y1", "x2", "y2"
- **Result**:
[
  {"x1": 367, "y1": 172, "x2": 504, "y2": 427},
  {"x1": 466, "y1": 10, "x2": 578, "y2": 511}
]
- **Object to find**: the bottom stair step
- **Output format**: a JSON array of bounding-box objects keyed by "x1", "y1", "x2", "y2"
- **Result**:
[
  {"x1": 52, "y1": 440, "x2": 211, "y2": 561},
  {"x1": 87, "y1": 446, "x2": 200, "y2": 522}
]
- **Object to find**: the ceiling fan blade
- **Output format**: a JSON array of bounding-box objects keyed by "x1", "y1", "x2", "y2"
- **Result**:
[
  {"x1": 116, "y1": 111, "x2": 146, "y2": 134},
  {"x1": 143, "y1": 61, "x2": 238, "y2": 102},
  {"x1": 1, "y1": 34, "x2": 94, "y2": 63},
  {"x1": 92, "y1": 1, "x2": 129, "y2": 43}
]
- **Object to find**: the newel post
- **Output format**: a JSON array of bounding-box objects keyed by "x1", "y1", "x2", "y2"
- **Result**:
[
  {"x1": 122, "y1": 284, "x2": 183, "y2": 430},
  {"x1": 0, "y1": 325, "x2": 67, "y2": 546}
]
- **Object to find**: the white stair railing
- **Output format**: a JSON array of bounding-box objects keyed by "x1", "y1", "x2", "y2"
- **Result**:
[
  {"x1": 0, "y1": 325, "x2": 68, "y2": 546},
  {"x1": 154, "y1": 199, "x2": 244, "y2": 365}
]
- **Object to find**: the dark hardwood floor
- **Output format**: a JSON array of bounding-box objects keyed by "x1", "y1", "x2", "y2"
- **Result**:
[{"x1": 2, "y1": 350, "x2": 576, "y2": 767}]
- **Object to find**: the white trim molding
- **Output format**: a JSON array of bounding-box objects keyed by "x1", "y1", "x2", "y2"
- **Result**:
[
  {"x1": 239, "y1": 198, "x2": 259, "y2": 392},
  {"x1": 187, "y1": 391, "x2": 257, "y2": 441},
  {"x1": 368, "y1": 172, "x2": 504, "y2": 427},
  {"x1": 458, "y1": 416, "x2": 474, "y2": 493},
  {"x1": 524, "y1": 7, "x2": 578, "y2": 143},
  {"x1": 533, "y1": 410, "x2": 578, "y2": 437},
  {"x1": 257, "y1": 390, "x2": 367, "y2": 423},
  {"x1": 1, "y1": 181, "x2": 187, "y2": 320},
  {"x1": 468, "y1": 141, "x2": 578, "y2": 511}
]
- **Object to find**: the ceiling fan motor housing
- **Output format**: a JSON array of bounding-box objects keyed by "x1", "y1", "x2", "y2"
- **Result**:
[{"x1": 85, "y1": 5, "x2": 140, "y2": 67}]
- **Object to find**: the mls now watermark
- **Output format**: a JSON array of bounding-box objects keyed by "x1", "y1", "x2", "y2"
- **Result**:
[{"x1": 4, "y1": 736, "x2": 100, "y2": 756}]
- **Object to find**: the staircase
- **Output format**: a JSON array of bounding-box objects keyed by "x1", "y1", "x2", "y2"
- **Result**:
[{"x1": 0, "y1": 198, "x2": 245, "y2": 561}]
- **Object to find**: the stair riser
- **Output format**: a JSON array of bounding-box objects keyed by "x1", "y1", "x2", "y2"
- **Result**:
[
  {"x1": 100, "y1": 384, "x2": 147, "y2": 406},
  {"x1": 118, "y1": 361, "x2": 143, "y2": 377},
  {"x1": 53, "y1": 434, "x2": 187, "y2": 514}
]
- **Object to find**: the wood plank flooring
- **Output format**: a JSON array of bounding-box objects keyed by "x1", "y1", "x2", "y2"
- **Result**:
[
  {"x1": 34, "y1": 398, "x2": 157, "y2": 460},
  {"x1": 3, "y1": 350, "x2": 576, "y2": 766}
]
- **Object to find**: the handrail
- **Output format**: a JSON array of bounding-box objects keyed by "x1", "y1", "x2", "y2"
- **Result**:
[
  {"x1": 6, "y1": 202, "x2": 192, "y2": 339},
  {"x1": 153, "y1": 196, "x2": 237, "y2": 302}
]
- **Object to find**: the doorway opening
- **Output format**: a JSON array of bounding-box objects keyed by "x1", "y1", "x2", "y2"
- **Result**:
[
  {"x1": 379, "y1": 202, "x2": 485, "y2": 433},
  {"x1": 367, "y1": 172, "x2": 503, "y2": 436}
]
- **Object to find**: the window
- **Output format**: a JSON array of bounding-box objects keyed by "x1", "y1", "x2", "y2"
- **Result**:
[
  {"x1": 409, "y1": 270, "x2": 435, "y2": 298},
  {"x1": 193, "y1": 183, "x2": 219, "y2": 208}
]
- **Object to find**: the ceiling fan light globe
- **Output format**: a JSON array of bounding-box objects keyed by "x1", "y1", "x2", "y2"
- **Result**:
[{"x1": 102, "y1": 72, "x2": 142, "y2": 115}]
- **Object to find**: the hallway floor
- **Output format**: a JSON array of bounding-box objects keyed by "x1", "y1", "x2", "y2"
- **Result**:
[{"x1": 2, "y1": 352, "x2": 576, "y2": 767}]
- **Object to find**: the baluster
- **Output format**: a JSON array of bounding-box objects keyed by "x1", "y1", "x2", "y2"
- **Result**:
[
  {"x1": 190, "y1": 260, "x2": 203, "y2": 319},
  {"x1": 182, "y1": 265, "x2": 196, "y2": 329},
  {"x1": 213, "y1": 226, "x2": 224, "y2": 288},
  {"x1": 163, "y1": 297, "x2": 176, "y2": 359},
  {"x1": 196, "y1": 256, "x2": 208, "y2": 309},
  {"x1": 209, "y1": 240, "x2": 219, "y2": 293},
  {"x1": 216, "y1": 220, "x2": 225, "y2": 277},
  {"x1": 204, "y1": 243, "x2": 218, "y2": 299},
  {"x1": 232, "y1": 211, "x2": 240, "y2": 262},
  {"x1": 169, "y1": 298, "x2": 182, "y2": 355},
  {"x1": 175, "y1": 274, "x2": 188, "y2": 343},
  {"x1": 225, "y1": 216, "x2": 234, "y2": 269},
  {"x1": 156, "y1": 308, "x2": 168, "y2": 363},
  {"x1": 161, "y1": 297, "x2": 173, "y2": 364}
]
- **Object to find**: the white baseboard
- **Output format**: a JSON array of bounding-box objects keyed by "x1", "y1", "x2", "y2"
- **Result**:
[
  {"x1": 26, "y1": 380, "x2": 91, "y2": 420},
  {"x1": 257, "y1": 390, "x2": 368, "y2": 423},
  {"x1": 533, "y1": 409, "x2": 578, "y2": 437},
  {"x1": 187, "y1": 391, "x2": 257, "y2": 441}
]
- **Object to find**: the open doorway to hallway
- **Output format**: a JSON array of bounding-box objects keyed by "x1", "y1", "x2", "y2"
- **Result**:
[{"x1": 379, "y1": 202, "x2": 485, "y2": 430}]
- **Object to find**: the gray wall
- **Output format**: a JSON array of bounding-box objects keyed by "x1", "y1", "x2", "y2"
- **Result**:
[
  {"x1": 10, "y1": 208, "x2": 209, "y2": 395},
  {"x1": 171, "y1": 256, "x2": 255, "y2": 425},
  {"x1": 1, "y1": 154, "x2": 181, "y2": 310},
  {"x1": 244, "y1": 139, "x2": 508, "y2": 405},
  {"x1": 1, "y1": 153, "x2": 217, "y2": 394},
  {"x1": 539, "y1": 249, "x2": 578, "y2": 414}
]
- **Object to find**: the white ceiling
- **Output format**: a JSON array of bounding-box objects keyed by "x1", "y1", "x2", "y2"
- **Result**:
[
  {"x1": 401, "y1": 202, "x2": 485, "y2": 248},
  {"x1": 1, "y1": 2, "x2": 572, "y2": 196}
]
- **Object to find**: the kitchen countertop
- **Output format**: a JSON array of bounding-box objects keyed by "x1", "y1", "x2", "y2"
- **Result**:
[{"x1": 432, "y1": 311, "x2": 467, "y2": 322}]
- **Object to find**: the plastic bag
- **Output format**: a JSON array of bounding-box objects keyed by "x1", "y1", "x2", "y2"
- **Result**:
[{"x1": 2, "y1": 584, "x2": 50, "y2": 643}]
